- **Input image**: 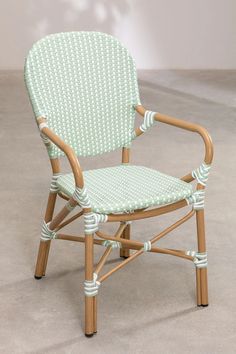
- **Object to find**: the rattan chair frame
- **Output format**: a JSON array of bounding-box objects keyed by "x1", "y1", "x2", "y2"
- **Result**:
[{"x1": 34, "y1": 105, "x2": 213, "y2": 337}]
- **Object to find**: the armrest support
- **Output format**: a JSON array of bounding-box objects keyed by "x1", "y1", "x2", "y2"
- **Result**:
[
  {"x1": 37, "y1": 117, "x2": 84, "y2": 188},
  {"x1": 135, "y1": 105, "x2": 214, "y2": 182}
]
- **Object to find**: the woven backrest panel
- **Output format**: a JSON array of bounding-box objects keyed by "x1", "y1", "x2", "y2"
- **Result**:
[{"x1": 24, "y1": 31, "x2": 140, "y2": 158}]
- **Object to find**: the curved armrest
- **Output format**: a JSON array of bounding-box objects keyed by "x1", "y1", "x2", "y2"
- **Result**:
[
  {"x1": 135, "y1": 105, "x2": 214, "y2": 182},
  {"x1": 37, "y1": 117, "x2": 84, "y2": 188}
]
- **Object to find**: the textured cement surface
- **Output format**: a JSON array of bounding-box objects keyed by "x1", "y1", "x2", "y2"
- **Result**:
[{"x1": 0, "y1": 70, "x2": 236, "y2": 353}]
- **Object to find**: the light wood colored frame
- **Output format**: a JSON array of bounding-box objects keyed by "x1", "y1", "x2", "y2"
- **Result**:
[{"x1": 34, "y1": 105, "x2": 213, "y2": 336}]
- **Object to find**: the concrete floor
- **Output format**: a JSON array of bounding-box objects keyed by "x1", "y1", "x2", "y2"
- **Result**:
[{"x1": 0, "y1": 70, "x2": 236, "y2": 353}]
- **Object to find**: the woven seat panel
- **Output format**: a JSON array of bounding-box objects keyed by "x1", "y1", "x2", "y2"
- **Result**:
[
  {"x1": 57, "y1": 165, "x2": 193, "y2": 214},
  {"x1": 24, "y1": 32, "x2": 140, "y2": 158}
]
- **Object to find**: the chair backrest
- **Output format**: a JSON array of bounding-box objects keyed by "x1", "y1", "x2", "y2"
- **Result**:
[{"x1": 24, "y1": 31, "x2": 140, "y2": 158}]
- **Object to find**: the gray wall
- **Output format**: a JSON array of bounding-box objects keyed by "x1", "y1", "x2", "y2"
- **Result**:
[{"x1": 0, "y1": 0, "x2": 236, "y2": 70}]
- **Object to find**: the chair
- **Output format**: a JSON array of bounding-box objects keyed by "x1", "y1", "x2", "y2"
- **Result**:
[{"x1": 24, "y1": 31, "x2": 213, "y2": 337}]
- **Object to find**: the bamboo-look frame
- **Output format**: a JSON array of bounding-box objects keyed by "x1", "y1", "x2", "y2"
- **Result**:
[{"x1": 34, "y1": 105, "x2": 213, "y2": 336}]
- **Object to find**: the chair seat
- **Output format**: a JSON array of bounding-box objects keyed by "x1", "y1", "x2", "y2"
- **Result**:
[{"x1": 57, "y1": 165, "x2": 193, "y2": 214}]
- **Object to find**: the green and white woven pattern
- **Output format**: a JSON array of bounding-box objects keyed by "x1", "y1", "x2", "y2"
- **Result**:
[
  {"x1": 24, "y1": 31, "x2": 140, "y2": 158},
  {"x1": 56, "y1": 165, "x2": 193, "y2": 214}
]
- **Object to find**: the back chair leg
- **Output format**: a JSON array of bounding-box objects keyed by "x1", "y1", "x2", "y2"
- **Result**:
[
  {"x1": 34, "y1": 192, "x2": 57, "y2": 279},
  {"x1": 85, "y1": 233, "x2": 96, "y2": 337},
  {"x1": 196, "y1": 209, "x2": 208, "y2": 306},
  {"x1": 120, "y1": 223, "x2": 130, "y2": 258}
]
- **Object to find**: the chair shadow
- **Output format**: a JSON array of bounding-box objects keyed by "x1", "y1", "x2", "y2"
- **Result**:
[
  {"x1": 25, "y1": 0, "x2": 130, "y2": 46},
  {"x1": 28, "y1": 336, "x2": 84, "y2": 354},
  {"x1": 116, "y1": 306, "x2": 201, "y2": 337},
  {"x1": 27, "y1": 307, "x2": 202, "y2": 354}
]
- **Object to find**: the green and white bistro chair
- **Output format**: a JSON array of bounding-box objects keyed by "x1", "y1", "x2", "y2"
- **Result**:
[{"x1": 24, "y1": 31, "x2": 213, "y2": 337}]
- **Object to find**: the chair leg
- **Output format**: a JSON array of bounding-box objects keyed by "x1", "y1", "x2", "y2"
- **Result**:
[
  {"x1": 85, "y1": 234, "x2": 96, "y2": 337},
  {"x1": 196, "y1": 268, "x2": 202, "y2": 306},
  {"x1": 34, "y1": 192, "x2": 57, "y2": 279},
  {"x1": 42, "y1": 240, "x2": 51, "y2": 276},
  {"x1": 120, "y1": 223, "x2": 130, "y2": 258},
  {"x1": 34, "y1": 241, "x2": 50, "y2": 279},
  {"x1": 196, "y1": 209, "x2": 208, "y2": 306},
  {"x1": 93, "y1": 296, "x2": 97, "y2": 334}
]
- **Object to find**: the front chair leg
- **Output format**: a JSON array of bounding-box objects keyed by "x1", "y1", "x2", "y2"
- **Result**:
[
  {"x1": 196, "y1": 209, "x2": 208, "y2": 306},
  {"x1": 120, "y1": 223, "x2": 131, "y2": 258},
  {"x1": 85, "y1": 233, "x2": 97, "y2": 337},
  {"x1": 34, "y1": 192, "x2": 57, "y2": 279},
  {"x1": 42, "y1": 240, "x2": 51, "y2": 276},
  {"x1": 93, "y1": 296, "x2": 97, "y2": 333},
  {"x1": 35, "y1": 241, "x2": 51, "y2": 279}
]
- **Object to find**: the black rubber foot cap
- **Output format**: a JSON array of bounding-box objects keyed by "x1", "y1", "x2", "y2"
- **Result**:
[
  {"x1": 85, "y1": 333, "x2": 94, "y2": 338},
  {"x1": 34, "y1": 275, "x2": 42, "y2": 280},
  {"x1": 198, "y1": 304, "x2": 209, "y2": 307}
]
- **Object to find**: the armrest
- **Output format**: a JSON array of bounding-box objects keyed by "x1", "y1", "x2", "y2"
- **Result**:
[
  {"x1": 135, "y1": 105, "x2": 214, "y2": 182},
  {"x1": 37, "y1": 117, "x2": 84, "y2": 188}
]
